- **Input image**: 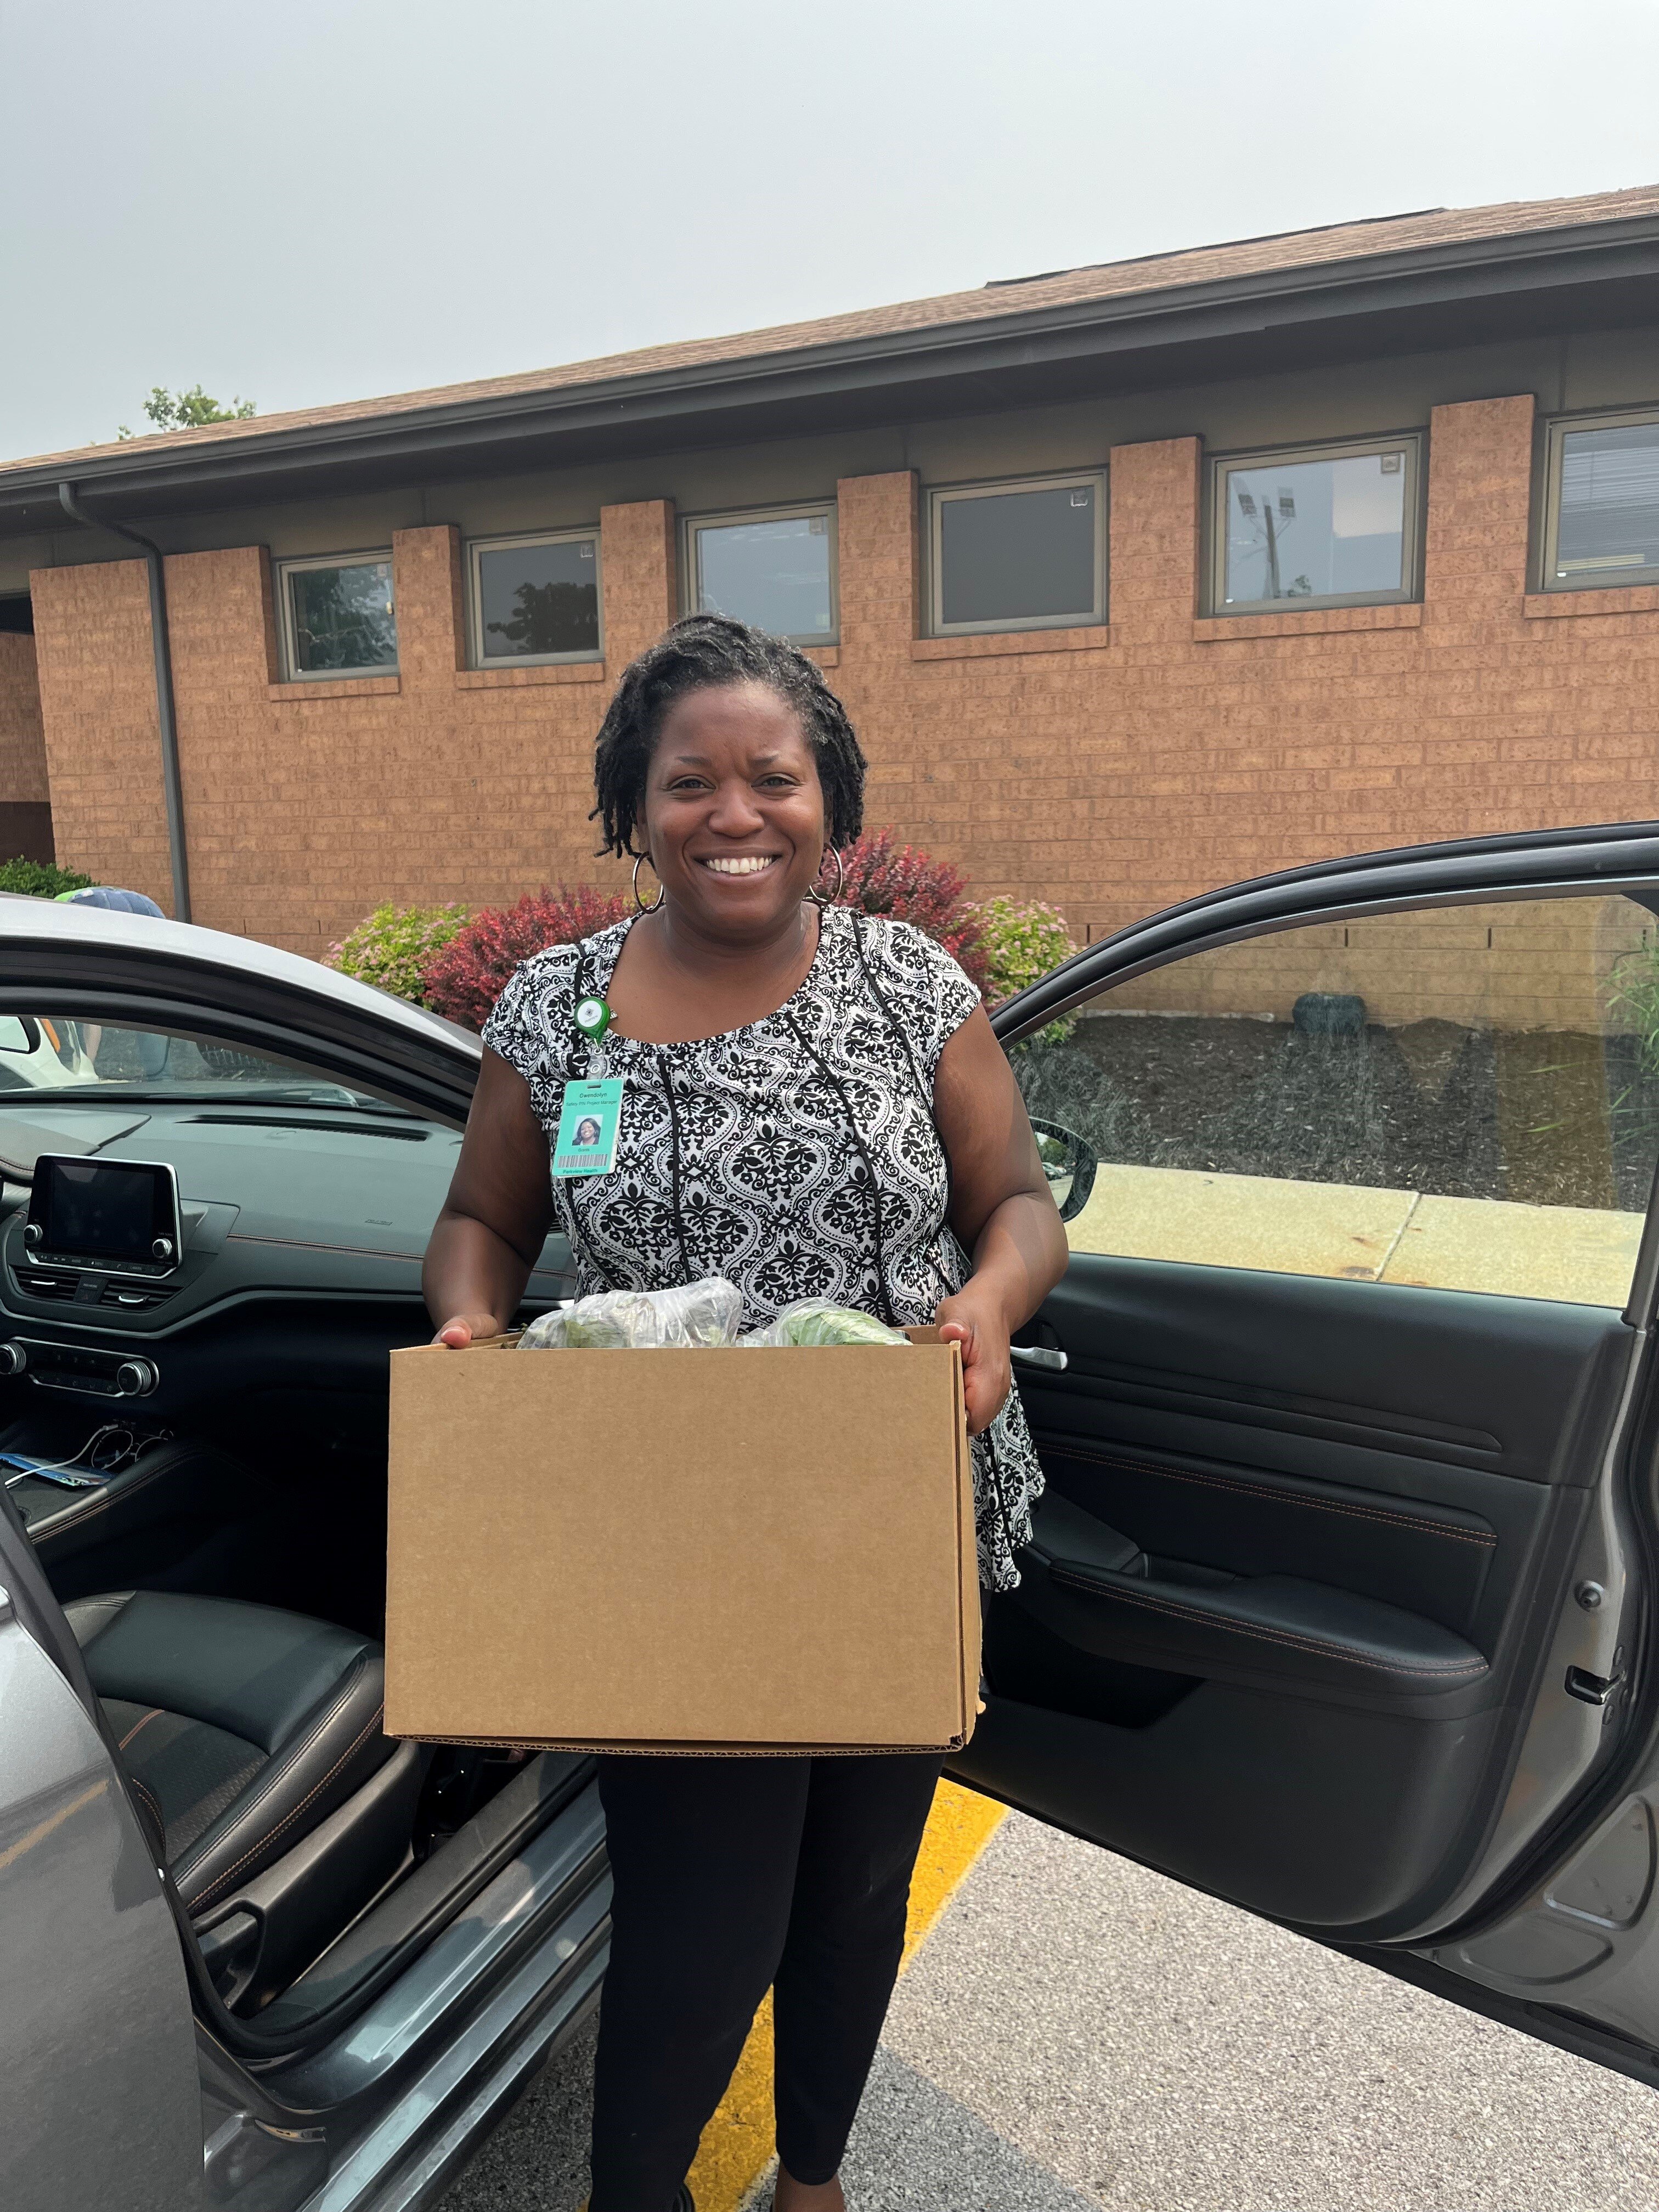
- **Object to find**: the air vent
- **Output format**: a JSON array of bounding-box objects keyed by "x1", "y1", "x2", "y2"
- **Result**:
[
  {"x1": 13, "y1": 1268, "x2": 76, "y2": 1300},
  {"x1": 100, "y1": 1282, "x2": 174, "y2": 1310}
]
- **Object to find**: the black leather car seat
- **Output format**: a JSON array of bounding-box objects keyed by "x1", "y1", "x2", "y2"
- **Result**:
[{"x1": 66, "y1": 1589, "x2": 426, "y2": 2010}]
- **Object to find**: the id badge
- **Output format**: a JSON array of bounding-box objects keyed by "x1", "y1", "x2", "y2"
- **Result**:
[{"x1": 552, "y1": 1076, "x2": 624, "y2": 1178}]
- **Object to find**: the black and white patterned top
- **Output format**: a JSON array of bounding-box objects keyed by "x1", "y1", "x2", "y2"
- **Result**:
[{"x1": 482, "y1": 905, "x2": 1042, "y2": 1589}]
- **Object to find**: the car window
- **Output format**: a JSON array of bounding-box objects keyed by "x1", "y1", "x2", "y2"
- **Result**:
[
  {"x1": 1013, "y1": 893, "x2": 1659, "y2": 1307},
  {"x1": 0, "y1": 1019, "x2": 411, "y2": 1112}
]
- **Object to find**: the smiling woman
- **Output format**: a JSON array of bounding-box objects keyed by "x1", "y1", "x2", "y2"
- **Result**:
[{"x1": 422, "y1": 612, "x2": 1069, "y2": 2212}]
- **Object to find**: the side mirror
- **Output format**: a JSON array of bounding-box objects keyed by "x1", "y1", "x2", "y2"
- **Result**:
[
  {"x1": 0, "y1": 1017, "x2": 41, "y2": 1056},
  {"x1": 1029, "y1": 1115, "x2": 1098, "y2": 1224}
]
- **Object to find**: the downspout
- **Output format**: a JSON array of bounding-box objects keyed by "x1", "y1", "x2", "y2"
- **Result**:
[{"x1": 57, "y1": 481, "x2": 192, "y2": 923}]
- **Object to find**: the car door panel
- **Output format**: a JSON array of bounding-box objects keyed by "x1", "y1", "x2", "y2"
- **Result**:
[
  {"x1": 962, "y1": 844, "x2": 1659, "y2": 2051},
  {"x1": 960, "y1": 1259, "x2": 1623, "y2": 1936}
]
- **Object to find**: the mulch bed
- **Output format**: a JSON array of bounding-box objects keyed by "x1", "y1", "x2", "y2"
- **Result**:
[{"x1": 1017, "y1": 1013, "x2": 1659, "y2": 1214}]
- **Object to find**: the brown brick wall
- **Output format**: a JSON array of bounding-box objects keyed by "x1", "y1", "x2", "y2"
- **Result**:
[
  {"x1": 26, "y1": 399, "x2": 1659, "y2": 959},
  {"x1": 31, "y1": 560, "x2": 174, "y2": 895},
  {"x1": 1106, "y1": 896, "x2": 1654, "y2": 1031}
]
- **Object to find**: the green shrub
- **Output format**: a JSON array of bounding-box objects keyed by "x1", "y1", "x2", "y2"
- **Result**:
[
  {"x1": 970, "y1": 896, "x2": 1080, "y2": 1047},
  {"x1": 325, "y1": 902, "x2": 471, "y2": 1006},
  {"x1": 1609, "y1": 940, "x2": 1659, "y2": 1074},
  {"x1": 0, "y1": 858, "x2": 94, "y2": 898}
]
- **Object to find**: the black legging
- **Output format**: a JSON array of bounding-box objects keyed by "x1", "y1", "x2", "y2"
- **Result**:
[{"x1": 588, "y1": 1750, "x2": 945, "y2": 2210}]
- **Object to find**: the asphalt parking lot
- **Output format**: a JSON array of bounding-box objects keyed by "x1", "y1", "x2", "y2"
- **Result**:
[{"x1": 439, "y1": 1798, "x2": 1659, "y2": 2212}]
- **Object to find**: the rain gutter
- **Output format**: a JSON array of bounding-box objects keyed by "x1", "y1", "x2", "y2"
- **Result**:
[{"x1": 57, "y1": 481, "x2": 191, "y2": 923}]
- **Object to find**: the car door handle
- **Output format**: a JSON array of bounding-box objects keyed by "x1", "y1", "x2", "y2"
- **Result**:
[{"x1": 1011, "y1": 1344, "x2": 1068, "y2": 1373}]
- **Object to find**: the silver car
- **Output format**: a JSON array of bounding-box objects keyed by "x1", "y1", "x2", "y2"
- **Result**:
[{"x1": 5, "y1": 820, "x2": 1659, "y2": 2211}]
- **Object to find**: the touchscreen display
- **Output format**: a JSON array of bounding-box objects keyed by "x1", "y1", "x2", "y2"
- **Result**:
[{"x1": 30, "y1": 1157, "x2": 177, "y2": 1265}]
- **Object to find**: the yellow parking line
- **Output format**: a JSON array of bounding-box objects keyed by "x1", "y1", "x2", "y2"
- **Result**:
[{"x1": 686, "y1": 1778, "x2": 1008, "y2": 2212}]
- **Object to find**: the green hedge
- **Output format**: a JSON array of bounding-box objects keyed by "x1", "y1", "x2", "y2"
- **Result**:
[
  {"x1": 324, "y1": 902, "x2": 471, "y2": 1006},
  {"x1": 972, "y1": 896, "x2": 1080, "y2": 1047},
  {"x1": 0, "y1": 859, "x2": 94, "y2": 898}
]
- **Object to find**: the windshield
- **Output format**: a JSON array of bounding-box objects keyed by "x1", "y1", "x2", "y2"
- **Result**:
[{"x1": 0, "y1": 1016, "x2": 413, "y2": 1112}]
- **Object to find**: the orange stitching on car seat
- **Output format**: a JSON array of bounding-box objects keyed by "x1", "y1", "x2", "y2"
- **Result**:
[
  {"x1": 172, "y1": 1661, "x2": 367, "y2": 1887},
  {"x1": 118, "y1": 1706, "x2": 164, "y2": 1751},
  {"x1": 1047, "y1": 1568, "x2": 1489, "y2": 1677},
  {"x1": 188, "y1": 1704, "x2": 386, "y2": 1911},
  {"x1": 1044, "y1": 1443, "x2": 1497, "y2": 1547},
  {"x1": 129, "y1": 1776, "x2": 166, "y2": 1840}
]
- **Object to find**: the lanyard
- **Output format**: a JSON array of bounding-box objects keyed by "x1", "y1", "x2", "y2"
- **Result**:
[{"x1": 558, "y1": 912, "x2": 948, "y2": 1318}]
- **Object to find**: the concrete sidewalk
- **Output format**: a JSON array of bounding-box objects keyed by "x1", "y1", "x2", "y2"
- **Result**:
[
  {"x1": 1066, "y1": 1161, "x2": 1642, "y2": 1306},
  {"x1": 438, "y1": 1807, "x2": 1659, "y2": 2211}
]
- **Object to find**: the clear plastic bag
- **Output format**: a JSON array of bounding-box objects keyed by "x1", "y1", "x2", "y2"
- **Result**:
[
  {"x1": 737, "y1": 1299, "x2": 911, "y2": 1349},
  {"x1": 518, "y1": 1276, "x2": 743, "y2": 1351}
]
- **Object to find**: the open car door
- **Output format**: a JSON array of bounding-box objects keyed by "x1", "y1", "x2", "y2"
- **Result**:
[{"x1": 963, "y1": 821, "x2": 1659, "y2": 2090}]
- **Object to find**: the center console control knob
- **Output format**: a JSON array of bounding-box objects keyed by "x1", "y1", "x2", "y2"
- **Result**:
[
  {"x1": 22, "y1": 1222, "x2": 42, "y2": 1248},
  {"x1": 114, "y1": 1358, "x2": 157, "y2": 1398},
  {"x1": 151, "y1": 1237, "x2": 175, "y2": 1263},
  {"x1": 0, "y1": 1344, "x2": 25, "y2": 1376}
]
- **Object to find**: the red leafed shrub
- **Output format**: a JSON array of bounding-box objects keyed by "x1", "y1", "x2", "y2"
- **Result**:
[
  {"x1": 422, "y1": 834, "x2": 989, "y2": 1029},
  {"x1": 421, "y1": 883, "x2": 630, "y2": 1030},
  {"x1": 829, "y1": 828, "x2": 992, "y2": 992}
]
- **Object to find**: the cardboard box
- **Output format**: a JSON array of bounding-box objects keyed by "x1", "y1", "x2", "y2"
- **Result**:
[{"x1": 384, "y1": 1329, "x2": 979, "y2": 1754}]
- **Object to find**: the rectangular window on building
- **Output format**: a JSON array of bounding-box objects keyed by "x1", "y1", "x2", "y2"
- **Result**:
[
  {"x1": 469, "y1": 529, "x2": 602, "y2": 664},
  {"x1": 684, "y1": 506, "x2": 837, "y2": 643},
  {"x1": 1543, "y1": 410, "x2": 1659, "y2": 588},
  {"x1": 1210, "y1": 436, "x2": 1421, "y2": 614},
  {"x1": 928, "y1": 472, "x2": 1105, "y2": 636},
  {"x1": 278, "y1": 553, "x2": 398, "y2": 679}
]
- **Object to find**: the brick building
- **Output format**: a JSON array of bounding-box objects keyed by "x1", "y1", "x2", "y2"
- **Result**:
[{"x1": 2, "y1": 183, "x2": 1658, "y2": 959}]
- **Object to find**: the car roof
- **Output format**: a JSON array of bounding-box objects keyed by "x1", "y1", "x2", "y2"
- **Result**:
[{"x1": 0, "y1": 896, "x2": 481, "y2": 1053}]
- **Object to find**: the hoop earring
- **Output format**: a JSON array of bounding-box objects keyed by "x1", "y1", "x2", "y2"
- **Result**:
[
  {"x1": 807, "y1": 844, "x2": 847, "y2": 909},
  {"x1": 631, "y1": 853, "x2": 664, "y2": 914}
]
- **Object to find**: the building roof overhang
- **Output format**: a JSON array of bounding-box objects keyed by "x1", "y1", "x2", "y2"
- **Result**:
[{"x1": 5, "y1": 199, "x2": 1659, "y2": 543}]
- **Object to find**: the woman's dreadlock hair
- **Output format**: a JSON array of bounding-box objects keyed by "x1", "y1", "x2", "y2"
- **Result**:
[{"x1": 590, "y1": 613, "x2": 866, "y2": 860}]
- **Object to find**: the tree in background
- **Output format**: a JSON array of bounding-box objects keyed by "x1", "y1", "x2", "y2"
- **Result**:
[{"x1": 118, "y1": 386, "x2": 256, "y2": 439}]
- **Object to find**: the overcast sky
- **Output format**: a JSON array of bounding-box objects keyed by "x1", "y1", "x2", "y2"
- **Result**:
[{"x1": 3, "y1": 0, "x2": 1657, "y2": 464}]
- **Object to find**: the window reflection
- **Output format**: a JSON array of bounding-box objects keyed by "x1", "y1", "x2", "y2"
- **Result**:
[
  {"x1": 477, "y1": 537, "x2": 600, "y2": 660},
  {"x1": 286, "y1": 560, "x2": 398, "y2": 675},
  {"x1": 1223, "y1": 449, "x2": 1409, "y2": 608},
  {"x1": 693, "y1": 513, "x2": 834, "y2": 641}
]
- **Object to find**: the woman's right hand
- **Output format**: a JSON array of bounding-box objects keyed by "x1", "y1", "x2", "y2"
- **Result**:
[{"x1": 431, "y1": 1312, "x2": 504, "y2": 1348}]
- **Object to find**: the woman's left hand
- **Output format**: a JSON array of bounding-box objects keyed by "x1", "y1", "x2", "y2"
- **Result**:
[{"x1": 935, "y1": 1285, "x2": 1013, "y2": 1437}]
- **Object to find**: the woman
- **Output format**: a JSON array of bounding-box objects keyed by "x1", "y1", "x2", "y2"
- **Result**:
[{"x1": 425, "y1": 614, "x2": 1068, "y2": 2212}]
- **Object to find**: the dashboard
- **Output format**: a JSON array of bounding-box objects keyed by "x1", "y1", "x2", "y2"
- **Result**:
[{"x1": 0, "y1": 1099, "x2": 569, "y2": 1391}]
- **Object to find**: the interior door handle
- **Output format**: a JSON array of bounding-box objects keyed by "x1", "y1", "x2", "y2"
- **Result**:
[{"x1": 1011, "y1": 1344, "x2": 1068, "y2": 1373}]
